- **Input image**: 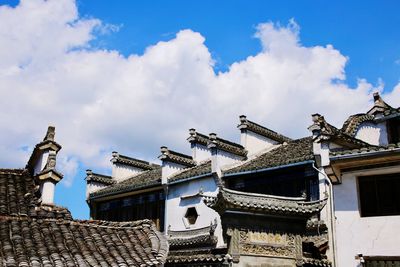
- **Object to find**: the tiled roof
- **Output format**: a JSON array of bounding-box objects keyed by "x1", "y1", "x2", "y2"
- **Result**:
[
  {"x1": 168, "y1": 160, "x2": 212, "y2": 183},
  {"x1": 309, "y1": 114, "x2": 371, "y2": 148},
  {"x1": 167, "y1": 248, "x2": 227, "y2": 265},
  {"x1": 382, "y1": 107, "x2": 400, "y2": 117},
  {"x1": 0, "y1": 169, "x2": 168, "y2": 266},
  {"x1": 187, "y1": 130, "x2": 247, "y2": 157},
  {"x1": 111, "y1": 152, "x2": 157, "y2": 171},
  {"x1": 159, "y1": 147, "x2": 196, "y2": 167},
  {"x1": 330, "y1": 142, "x2": 400, "y2": 157},
  {"x1": 223, "y1": 137, "x2": 314, "y2": 175},
  {"x1": 86, "y1": 171, "x2": 114, "y2": 185},
  {"x1": 238, "y1": 115, "x2": 292, "y2": 143},
  {"x1": 204, "y1": 187, "x2": 327, "y2": 217},
  {"x1": 89, "y1": 167, "x2": 162, "y2": 199},
  {"x1": 168, "y1": 222, "x2": 218, "y2": 248},
  {"x1": 341, "y1": 113, "x2": 375, "y2": 137}
]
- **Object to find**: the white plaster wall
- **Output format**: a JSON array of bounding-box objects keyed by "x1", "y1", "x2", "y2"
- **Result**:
[
  {"x1": 192, "y1": 144, "x2": 211, "y2": 162},
  {"x1": 161, "y1": 161, "x2": 185, "y2": 184},
  {"x1": 41, "y1": 180, "x2": 55, "y2": 204},
  {"x1": 241, "y1": 131, "x2": 278, "y2": 156},
  {"x1": 334, "y1": 169, "x2": 400, "y2": 267},
  {"x1": 33, "y1": 150, "x2": 49, "y2": 175},
  {"x1": 166, "y1": 176, "x2": 224, "y2": 247},
  {"x1": 355, "y1": 122, "x2": 388, "y2": 146},
  {"x1": 112, "y1": 163, "x2": 143, "y2": 182},
  {"x1": 86, "y1": 181, "x2": 108, "y2": 199},
  {"x1": 217, "y1": 150, "x2": 243, "y2": 167}
]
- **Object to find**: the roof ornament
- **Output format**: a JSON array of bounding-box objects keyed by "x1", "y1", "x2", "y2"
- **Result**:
[
  {"x1": 43, "y1": 126, "x2": 55, "y2": 141},
  {"x1": 367, "y1": 92, "x2": 394, "y2": 116}
]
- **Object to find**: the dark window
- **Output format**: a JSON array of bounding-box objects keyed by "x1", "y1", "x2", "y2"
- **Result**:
[
  {"x1": 184, "y1": 207, "x2": 198, "y2": 225},
  {"x1": 95, "y1": 190, "x2": 165, "y2": 231},
  {"x1": 387, "y1": 118, "x2": 400, "y2": 144},
  {"x1": 358, "y1": 174, "x2": 400, "y2": 217},
  {"x1": 226, "y1": 164, "x2": 319, "y2": 201}
]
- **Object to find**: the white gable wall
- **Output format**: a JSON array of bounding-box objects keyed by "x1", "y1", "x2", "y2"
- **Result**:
[
  {"x1": 334, "y1": 166, "x2": 400, "y2": 267},
  {"x1": 161, "y1": 161, "x2": 186, "y2": 184},
  {"x1": 166, "y1": 176, "x2": 224, "y2": 247},
  {"x1": 86, "y1": 181, "x2": 108, "y2": 199},
  {"x1": 112, "y1": 163, "x2": 143, "y2": 182},
  {"x1": 191, "y1": 143, "x2": 211, "y2": 162},
  {"x1": 354, "y1": 122, "x2": 388, "y2": 146},
  {"x1": 241, "y1": 130, "x2": 278, "y2": 156}
]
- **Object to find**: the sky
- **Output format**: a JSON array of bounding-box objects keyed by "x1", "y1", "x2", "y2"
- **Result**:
[{"x1": 0, "y1": 0, "x2": 400, "y2": 219}]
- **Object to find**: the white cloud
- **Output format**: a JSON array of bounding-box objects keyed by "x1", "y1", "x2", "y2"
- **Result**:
[{"x1": 0, "y1": 0, "x2": 397, "y2": 187}]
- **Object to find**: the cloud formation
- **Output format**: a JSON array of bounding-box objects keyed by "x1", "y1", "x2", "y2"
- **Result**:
[{"x1": 0, "y1": 0, "x2": 398, "y2": 187}]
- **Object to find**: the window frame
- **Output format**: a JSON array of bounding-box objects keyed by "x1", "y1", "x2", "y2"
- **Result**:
[{"x1": 357, "y1": 173, "x2": 400, "y2": 217}]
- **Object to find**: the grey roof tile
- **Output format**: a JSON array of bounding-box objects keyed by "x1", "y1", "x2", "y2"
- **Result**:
[
  {"x1": 89, "y1": 167, "x2": 162, "y2": 199},
  {"x1": 223, "y1": 137, "x2": 314, "y2": 175},
  {"x1": 0, "y1": 168, "x2": 168, "y2": 266},
  {"x1": 168, "y1": 160, "x2": 212, "y2": 183}
]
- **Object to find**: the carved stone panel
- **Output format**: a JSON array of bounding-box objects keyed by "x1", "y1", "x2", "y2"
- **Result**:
[{"x1": 238, "y1": 229, "x2": 297, "y2": 259}]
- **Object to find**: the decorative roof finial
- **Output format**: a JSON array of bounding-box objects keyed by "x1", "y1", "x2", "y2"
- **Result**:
[{"x1": 44, "y1": 126, "x2": 55, "y2": 141}]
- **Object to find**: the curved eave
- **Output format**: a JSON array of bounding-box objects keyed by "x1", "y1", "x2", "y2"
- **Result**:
[{"x1": 205, "y1": 188, "x2": 327, "y2": 218}]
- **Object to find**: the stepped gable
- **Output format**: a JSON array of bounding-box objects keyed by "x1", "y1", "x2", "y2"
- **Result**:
[
  {"x1": 367, "y1": 92, "x2": 396, "y2": 116},
  {"x1": 309, "y1": 114, "x2": 372, "y2": 148},
  {"x1": 159, "y1": 147, "x2": 196, "y2": 167},
  {"x1": 204, "y1": 186, "x2": 327, "y2": 217},
  {"x1": 188, "y1": 129, "x2": 247, "y2": 157},
  {"x1": 341, "y1": 93, "x2": 400, "y2": 137},
  {"x1": 0, "y1": 168, "x2": 168, "y2": 266},
  {"x1": 341, "y1": 113, "x2": 375, "y2": 137},
  {"x1": 89, "y1": 166, "x2": 162, "y2": 199},
  {"x1": 238, "y1": 115, "x2": 292, "y2": 143},
  {"x1": 85, "y1": 171, "x2": 114, "y2": 185},
  {"x1": 168, "y1": 160, "x2": 212, "y2": 183},
  {"x1": 111, "y1": 152, "x2": 156, "y2": 171},
  {"x1": 224, "y1": 137, "x2": 314, "y2": 175}
]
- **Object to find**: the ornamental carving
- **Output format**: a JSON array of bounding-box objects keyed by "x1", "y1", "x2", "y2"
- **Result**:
[{"x1": 238, "y1": 230, "x2": 296, "y2": 258}]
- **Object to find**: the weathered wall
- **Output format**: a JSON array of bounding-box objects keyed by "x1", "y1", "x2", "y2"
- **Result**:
[
  {"x1": 112, "y1": 163, "x2": 143, "y2": 182},
  {"x1": 334, "y1": 167, "x2": 400, "y2": 267},
  {"x1": 241, "y1": 131, "x2": 278, "y2": 156},
  {"x1": 354, "y1": 122, "x2": 388, "y2": 146},
  {"x1": 166, "y1": 176, "x2": 224, "y2": 246}
]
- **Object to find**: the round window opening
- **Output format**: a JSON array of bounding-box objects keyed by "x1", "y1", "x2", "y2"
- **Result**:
[{"x1": 185, "y1": 207, "x2": 199, "y2": 225}]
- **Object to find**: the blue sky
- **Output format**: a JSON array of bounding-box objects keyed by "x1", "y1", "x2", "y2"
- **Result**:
[
  {"x1": 0, "y1": 0, "x2": 399, "y2": 219},
  {"x1": 75, "y1": 0, "x2": 400, "y2": 89}
]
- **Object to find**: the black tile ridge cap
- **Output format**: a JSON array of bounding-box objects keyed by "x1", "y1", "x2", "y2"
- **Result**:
[
  {"x1": 187, "y1": 130, "x2": 209, "y2": 145},
  {"x1": 112, "y1": 152, "x2": 158, "y2": 170},
  {"x1": 214, "y1": 135, "x2": 244, "y2": 149},
  {"x1": 166, "y1": 149, "x2": 193, "y2": 160},
  {"x1": 88, "y1": 178, "x2": 161, "y2": 200},
  {"x1": 238, "y1": 116, "x2": 292, "y2": 142},
  {"x1": 86, "y1": 170, "x2": 112, "y2": 179},
  {"x1": 159, "y1": 147, "x2": 196, "y2": 167}
]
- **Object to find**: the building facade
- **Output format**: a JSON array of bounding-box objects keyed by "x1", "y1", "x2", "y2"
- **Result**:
[{"x1": 86, "y1": 93, "x2": 400, "y2": 267}]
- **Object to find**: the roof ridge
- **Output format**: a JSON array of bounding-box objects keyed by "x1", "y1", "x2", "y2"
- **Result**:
[
  {"x1": 238, "y1": 115, "x2": 292, "y2": 143},
  {"x1": 111, "y1": 152, "x2": 156, "y2": 170},
  {"x1": 159, "y1": 147, "x2": 196, "y2": 167}
]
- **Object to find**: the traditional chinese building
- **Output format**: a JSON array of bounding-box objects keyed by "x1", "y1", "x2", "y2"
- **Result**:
[
  {"x1": 310, "y1": 93, "x2": 400, "y2": 267},
  {"x1": 86, "y1": 92, "x2": 400, "y2": 267},
  {"x1": 0, "y1": 127, "x2": 168, "y2": 266}
]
